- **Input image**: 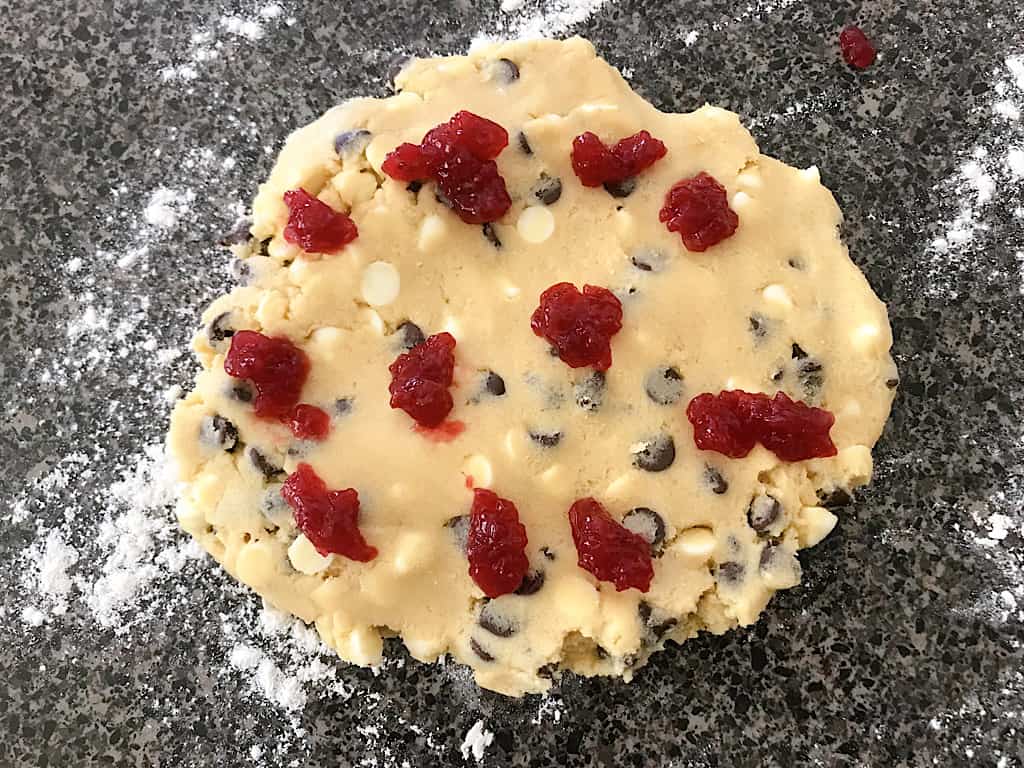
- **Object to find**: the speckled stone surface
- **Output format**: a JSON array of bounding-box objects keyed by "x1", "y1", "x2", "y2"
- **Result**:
[{"x1": 3, "y1": 1, "x2": 1024, "y2": 766}]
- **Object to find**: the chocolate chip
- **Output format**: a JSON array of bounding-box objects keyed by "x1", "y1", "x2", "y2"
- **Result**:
[
  {"x1": 622, "y1": 507, "x2": 666, "y2": 553},
  {"x1": 396, "y1": 321, "x2": 425, "y2": 350},
  {"x1": 886, "y1": 377, "x2": 899, "y2": 389},
  {"x1": 791, "y1": 343, "x2": 808, "y2": 360},
  {"x1": 407, "y1": 180, "x2": 423, "y2": 194},
  {"x1": 334, "y1": 129, "x2": 372, "y2": 156},
  {"x1": 249, "y1": 448, "x2": 284, "y2": 479},
  {"x1": 200, "y1": 415, "x2": 239, "y2": 452},
  {"x1": 644, "y1": 366, "x2": 683, "y2": 406},
  {"x1": 771, "y1": 367, "x2": 785, "y2": 383},
  {"x1": 717, "y1": 561, "x2": 745, "y2": 584},
  {"x1": 629, "y1": 247, "x2": 669, "y2": 273},
  {"x1": 529, "y1": 429, "x2": 562, "y2": 448},
  {"x1": 748, "y1": 494, "x2": 781, "y2": 533},
  {"x1": 260, "y1": 484, "x2": 289, "y2": 521},
  {"x1": 595, "y1": 645, "x2": 609, "y2": 660},
  {"x1": 335, "y1": 398, "x2": 353, "y2": 416},
  {"x1": 531, "y1": 174, "x2": 562, "y2": 205},
  {"x1": 574, "y1": 370, "x2": 605, "y2": 412},
  {"x1": 491, "y1": 58, "x2": 520, "y2": 84},
  {"x1": 759, "y1": 543, "x2": 779, "y2": 571},
  {"x1": 603, "y1": 177, "x2": 636, "y2": 198},
  {"x1": 632, "y1": 434, "x2": 676, "y2": 472},
  {"x1": 445, "y1": 515, "x2": 470, "y2": 553},
  {"x1": 231, "y1": 259, "x2": 252, "y2": 285},
  {"x1": 256, "y1": 237, "x2": 272, "y2": 257},
  {"x1": 540, "y1": 546, "x2": 555, "y2": 561},
  {"x1": 484, "y1": 371, "x2": 506, "y2": 397},
  {"x1": 819, "y1": 488, "x2": 853, "y2": 508},
  {"x1": 515, "y1": 569, "x2": 545, "y2": 596},
  {"x1": 470, "y1": 638, "x2": 494, "y2": 662},
  {"x1": 638, "y1": 603, "x2": 678, "y2": 639},
  {"x1": 749, "y1": 314, "x2": 768, "y2": 340},
  {"x1": 435, "y1": 188, "x2": 452, "y2": 209},
  {"x1": 797, "y1": 358, "x2": 824, "y2": 398},
  {"x1": 788, "y1": 257, "x2": 804, "y2": 270},
  {"x1": 482, "y1": 222, "x2": 502, "y2": 248},
  {"x1": 230, "y1": 383, "x2": 253, "y2": 403},
  {"x1": 478, "y1": 604, "x2": 516, "y2": 637},
  {"x1": 517, "y1": 131, "x2": 533, "y2": 155},
  {"x1": 218, "y1": 219, "x2": 251, "y2": 247},
  {"x1": 207, "y1": 311, "x2": 234, "y2": 345},
  {"x1": 537, "y1": 662, "x2": 558, "y2": 679},
  {"x1": 704, "y1": 465, "x2": 729, "y2": 495}
]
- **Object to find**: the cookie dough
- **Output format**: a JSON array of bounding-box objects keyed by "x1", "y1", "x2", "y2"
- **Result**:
[{"x1": 168, "y1": 37, "x2": 897, "y2": 696}]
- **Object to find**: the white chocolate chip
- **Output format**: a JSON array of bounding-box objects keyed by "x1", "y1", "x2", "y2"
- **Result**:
[
  {"x1": 418, "y1": 214, "x2": 447, "y2": 252},
  {"x1": 235, "y1": 540, "x2": 276, "y2": 586},
  {"x1": 762, "y1": 284, "x2": 793, "y2": 309},
  {"x1": 517, "y1": 206, "x2": 555, "y2": 244},
  {"x1": 463, "y1": 454, "x2": 494, "y2": 488},
  {"x1": 800, "y1": 165, "x2": 821, "y2": 183},
  {"x1": 737, "y1": 168, "x2": 763, "y2": 188},
  {"x1": 288, "y1": 534, "x2": 334, "y2": 575},
  {"x1": 851, "y1": 323, "x2": 881, "y2": 352},
  {"x1": 392, "y1": 531, "x2": 434, "y2": 575},
  {"x1": 502, "y1": 281, "x2": 521, "y2": 300},
  {"x1": 331, "y1": 169, "x2": 377, "y2": 205},
  {"x1": 361, "y1": 308, "x2": 385, "y2": 335},
  {"x1": 796, "y1": 506, "x2": 838, "y2": 548},
  {"x1": 839, "y1": 400, "x2": 862, "y2": 419},
  {"x1": 389, "y1": 482, "x2": 411, "y2": 501},
  {"x1": 603, "y1": 473, "x2": 634, "y2": 501},
  {"x1": 441, "y1": 315, "x2": 461, "y2": 338},
  {"x1": 614, "y1": 209, "x2": 634, "y2": 238},
  {"x1": 675, "y1": 527, "x2": 716, "y2": 558},
  {"x1": 360, "y1": 261, "x2": 400, "y2": 306},
  {"x1": 731, "y1": 190, "x2": 752, "y2": 209},
  {"x1": 345, "y1": 625, "x2": 384, "y2": 666},
  {"x1": 538, "y1": 464, "x2": 566, "y2": 492}
]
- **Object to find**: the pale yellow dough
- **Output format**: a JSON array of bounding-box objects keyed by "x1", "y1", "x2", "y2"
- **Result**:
[{"x1": 168, "y1": 37, "x2": 896, "y2": 696}]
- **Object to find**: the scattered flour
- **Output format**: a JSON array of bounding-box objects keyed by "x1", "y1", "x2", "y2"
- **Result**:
[
  {"x1": 472, "y1": 0, "x2": 611, "y2": 46},
  {"x1": 143, "y1": 187, "x2": 196, "y2": 230},
  {"x1": 460, "y1": 720, "x2": 495, "y2": 763}
]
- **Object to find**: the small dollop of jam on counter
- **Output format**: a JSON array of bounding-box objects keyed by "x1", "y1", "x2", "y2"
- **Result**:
[
  {"x1": 281, "y1": 462, "x2": 377, "y2": 561},
  {"x1": 388, "y1": 332, "x2": 458, "y2": 428},
  {"x1": 570, "y1": 129, "x2": 667, "y2": 187},
  {"x1": 839, "y1": 25, "x2": 877, "y2": 70},
  {"x1": 224, "y1": 330, "x2": 331, "y2": 441},
  {"x1": 530, "y1": 283, "x2": 623, "y2": 370},
  {"x1": 569, "y1": 497, "x2": 654, "y2": 592},
  {"x1": 659, "y1": 172, "x2": 739, "y2": 252},
  {"x1": 686, "y1": 390, "x2": 837, "y2": 462},
  {"x1": 282, "y1": 188, "x2": 359, "y2": 254},
  {"x1": 466, "y1": 488, "x2": 530, "y2": 598},
  {"x1": 381, "y1": 110, "x2": 512, "y2": 224}
]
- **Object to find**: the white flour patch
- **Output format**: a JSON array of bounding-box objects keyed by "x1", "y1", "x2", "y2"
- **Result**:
[
  {"x1": 143, "y1": 187, "x2": 196, "y2": 230},
  {"x1": 472, "y1": 0, "x2": 611, "y2": 46},
  {"x1": 460, "y1": 720, "x2": 494, "y2": 763}
]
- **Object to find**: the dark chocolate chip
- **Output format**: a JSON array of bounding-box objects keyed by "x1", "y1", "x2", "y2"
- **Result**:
[
  {"x1": 748, "y1": 494, "x2": 781, "y2": 533},
  {"x1": 435, "y1": 189, "x2": 452, "y2": 208},
  {"x1": 479, "y1": 604, "x2": 516, "y2": 637},
  {"x1": 540, "y1": 546, "x2": 555, "y2": 561},
  {"x1": 445, "y1": 515, "x2": 470, "y2": 553},
  {"x1": 396, "y1": 321, "x2": 425, "y2": 350},
  {"x1": 885, "y1": 377, "x2": 899, "y2": 389},
  {"x1": 482, "y1": 222, "x2": 502, "y2": 248},
  {"x1": 200, "y1": 415, "x2": 239, "y2": 452},
  {"x1": 759, "y1": 543, "x2": 779, "y2": 571},
  {"x1": 335, "y1": 398, "x2": 353, "y2": 416},
  {"x1": 514, "y1": 569, "x2": 545, "y2": 596},
  {"x1": 717, "y1": 561, "x2": 745, "y2": 584},
  {"x1": 603, "y1": 177, "x2": 636, "y2": 198},
  {"x1": 207, "y1": 311, "x2": 235, "y2": 345},
  {"x1": 595, "y1": 645, "x2": 609, "y2": 660},
  {"x1": 638, "y1": 601, "x2": 652, "y2": 624},
  {"x1": 492, "y1": 58, "x2": 520, "y2": 84},
  {"x1": 218, "y1": 219, "x2": 251, "y2": 247},
  {"x1": 639, "y1": 601, "x2": 679, "y2": 639},
  {"x1": 632, "y1": 434, "x2": 676, "y2": 472},
  {"x1": 231, "y1": 383, "x2": 253, "y2": 403},
  {"x1": 629, "y1": 247, "x2": 668, "y2": 273},
  {"x1": 749, "y1": 314, "x2": 768, "y2": 340},
  {"x1": 791, "y1": 343, "x2": 808, "y2": 360},
  {"x1": 574, "y1": 370, "x2": 605, "y2": 412},
  {"x1": 623, "y1": 653, "x2": 639, "y2": 668},
  {"x1": 249, "y1": 448, "x2": 284, "y2": 479},
  {"x1": 529, "y1": 430, "x2": 562, "y2": 448},
  {"x1": 819, "y1": 488, "x2": 853, "y2": 508},
  {"x1": 704, "y1": 465, "x2": 729, "y2": 495},
  {"x1": 260, "y1": 485, "x2": 288, "y2": 517},
  {"x1": 407, "y1": 180, "x2": 423, "y2": 194},
  {"x1": 231, "y1": 259, "x2": 252, "y2": 285},
  {"x1": 622, "y1": 507, "x2": 666, "y2": 552},
  {"x1": 517, "y1": 131, "x2": 532, "y2": 155},
  {"x1": 470, "y1": 638, "x2": 494, "y2": 662},
  {"x1": 797, "y1": 358, "x2": 824, "y2": 397},
  {"x1": 484, "y1": 371, "x2": 506, "y2": 397},
  {"x1": 257, "y1": 237, "x2": 272, "y2": 257},
  {"x1": 644, "y1": 366, "x2": 683, "y2": 406},
  {"x1": 531, "y1": 174, "x2": 562, "y2": 205},
  {"x1": 333, "y1": 129, "x2": 372, "y2": 156},
  {"x1": 788, "y1": 257, "x2": 804, "y2": 270},
  {"x1": 771, "y1": 367, "x2": 785, "y2": 383},
  {"x1": 537, "y1": 663, "x2": 558, "y2": 679}
]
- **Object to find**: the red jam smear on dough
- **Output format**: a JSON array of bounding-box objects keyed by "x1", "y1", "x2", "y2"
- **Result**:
[
  {"x1": 530, "y1": 283, "x2": 623, "y2": 371},
  {"x1": 282, "y1": 188, "x2": 358, "y2": 254},
  {"x1": 570, "y1": 130, "x2": 667, "y2": 187},
  {"x1": 686, "y1": 390, "x2": 838, "y2": 462},
  {"x1": 281, "y1": 462, "x2": 377, "y2": 561},
  {"x1": 659, "y1": 172, "x2": 739, "y2": 252},
  {"x1": 413, "y1": 420, "x2": 466, "y2": 443},
  {"x1": 285, "y1": 404, "x2": 331, "y2": 441},
  {"x1": 466, "y1": 488, "x2": 529, "y2": 598},
  {"x1": 569, "y1": 497, "x2": 654, "y2": 593},
  {"x1": 388, "y1": 332, "x2": 457, "y2": 428}
]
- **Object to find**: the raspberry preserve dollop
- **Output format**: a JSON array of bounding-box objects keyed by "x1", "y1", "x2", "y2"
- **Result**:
[
  {"x1": 281, "y1": 463, "x2": 377, "y2": 561},
  {"x1": 388, "y1": 332, "x2": 457, "y2": 428},
  {"x1": 659, "y1": 172, "x2": 739, "y2": 252},
  {"x1": 285, "y1": 403, "x2": 331, "y2": 441},
  {"x1": 839, "y1": 25, "x2": 877, "y2": 70},
  {"x1": 570, "y1": 130, "x2": 667, "y2": 187},
  {"x1": 569, "y1": 497, "x2": 654, "y2": 592},
  {"x1": 381, "y1": 111, "x2": 511, "y2": 224},
  {"x1": 466, "y1": 488, "x2": 530, "y2": 598},
  {"x1": 224, "y1": 330, "x2": 310, "y2": 419},
  {"x1": 283, "y1": 188, "x2": 358, "y2": 254},
  {"x1": 530, "y1": 283, "x2": 623, "y2": 370},
  {"x1": 686, "y1": 390, "x2": 837, "y2": 462}
]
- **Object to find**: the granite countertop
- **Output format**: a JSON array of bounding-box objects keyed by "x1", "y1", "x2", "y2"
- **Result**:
[{"x1": 3, "y1": 1, "x2": 1024, "y2": 766}]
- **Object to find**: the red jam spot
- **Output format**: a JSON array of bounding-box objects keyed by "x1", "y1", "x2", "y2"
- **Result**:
[
  {"x1": 530, "y1": 283, "x2": 623, "y2": 370},
  {"x1": 686, "y1": 390, "x2": 838, "y2": 462},
  {"x1": 286, "y1": 404, "x2": 331, "y2": 441},
  {"x1": 381, "y1": 111, "x2": 511, "y2": 224},
  {"x1": 282, "y1": 189, "x2": 358, "y2": 254},
  {"x1": 466, "y1": 488, "x2": 529, "y2": 598},
  {"x1": 570, "y1": 130, "x2": 667, "y2": 187},
  {"x1": 388, "y1": 332, "x2": 457, "y2": 427},
  {"x1": 413, "y1": 419, "x2": 466, "y2": 443},
  {"x1": 281, "y1": 463, "x2": 377, "y2": 561},
  {"x1": 464, "y1": 475, "x2": 475, "y2": 489},
  {"x1": 568, "y1": 497, "x2": 653, "y2": 592},
  {"x1": 224, "y1": 330, "x2": 310, "y2": 419},
  {"x1": 839, "y1": 25, "x2": 877, "y2": 70},
  {"x1": 659, "y1": 172, "x2": 739, "y2": 252}
]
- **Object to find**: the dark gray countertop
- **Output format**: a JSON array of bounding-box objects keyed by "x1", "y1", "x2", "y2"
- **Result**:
[{"x1": 3, "y1": 1, "x2": 1024, "y2": 766}]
